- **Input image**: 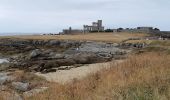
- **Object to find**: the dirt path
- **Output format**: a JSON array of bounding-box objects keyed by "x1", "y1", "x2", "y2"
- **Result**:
[{"x1": 36, "y1": 60, "x2": 123, "y2": 84}]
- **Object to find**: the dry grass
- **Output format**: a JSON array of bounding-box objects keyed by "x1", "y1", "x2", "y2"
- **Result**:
[
  {"x1": 0, "y1": 32, "x2": 148, "y2": 43},
  {"x1": 26, "y1": 52, "x2": 170, "y2": 100}
]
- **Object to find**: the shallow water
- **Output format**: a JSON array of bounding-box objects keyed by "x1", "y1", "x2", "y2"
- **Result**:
[{"x1": 0, "y1": 58, "x2": 9, "y2": 64}]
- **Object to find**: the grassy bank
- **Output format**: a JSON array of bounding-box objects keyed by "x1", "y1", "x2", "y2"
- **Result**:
[
  {"x1": 0, "y1": 32, "x2": 148, "y2": 43},
  {"x1": 27, "y1": 52, "x2": 170, "y2": 100}
]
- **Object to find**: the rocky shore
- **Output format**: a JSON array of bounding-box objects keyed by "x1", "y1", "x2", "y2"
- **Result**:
[
  {"x1": 0, "y1": 37, "x2": 148, "y2": 99},
  {"x1": 0, "y1": 38, "x2": 147, "y2": 73}
]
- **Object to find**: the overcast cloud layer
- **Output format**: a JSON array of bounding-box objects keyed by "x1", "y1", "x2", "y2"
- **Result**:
[{"x1": 0, "y1": 0, "x2": 170, "y2": 35}]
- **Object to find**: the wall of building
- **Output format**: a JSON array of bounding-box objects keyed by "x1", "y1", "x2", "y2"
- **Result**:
[
  {"x1": 83, "y1": 20, "x2": 105, "y2": 33},
  {"x1": 113, "y1": 27, "x2": 159, "y2": 33}
]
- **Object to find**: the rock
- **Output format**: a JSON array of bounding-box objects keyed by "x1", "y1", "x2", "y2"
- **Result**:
[
  {"x1": 23, "y1": 87, "x2": 48, "y2": 98},
  {"x1": 0, "y1": 63, "x2": 10, "y2": 71},
  {"x1": 29, "y1": 65, "x2": 41, "y2": 71},
  {"x1": 97, "y1": 53, "x2": 113, "y2": 59},
  {"x1": 49, "y1": 40, "x2": 60, "y2": 45},
  {"x1": 64, "y1": 54, "x2": 74, "y2": 59},
  {"x1": 52, "y1": 54, "x2": 65, "y2": 59},
  {"x1": 58, "y1": 66, "x2": 74, "y2": 70},
  {"x1": 44, "y1": 61, "x2": 59, "y2": 69},
  {"x1": 0, "y1": 73, "x2": 14, "y2": 85},
  {"x1": 60, "y1": 41, "x2": 78, "y2": 48},
  {"x1": 79, "y1": 42, "x2": 121, "y2": 54},
  {"x1": 56, "y1": 59, "x2": 76, "y2": 66},
  {"x1": 73, "y1": 53, "x2": 97, "y2": 64},
  {"x1": 12, "y1": 82, "x2": 29, "y2": 92},
  {"x1": 29, "y1": 62, "x2": 46, "y2": 72},
  {"x1": 0, "y1": 76, "x2": 9, "y2": 85},
  {"x1": 41, "y1": 69, "x2": 57, "y2": 73},
  {"x1": 29, "y1": 49, "x2": 41, "y2": 58},
  {"x1": 24, "y1": 46, "x2": 33, "y2": 51},
  {"x1": 32, "y1": 40, "x2": 46, "y2": 45},
  {"x1": 44, "y1": 49, "x2": 54, "y2": 55},
  {"x1": 49, "y1": 52, "x2": 56, "y2": 56}
]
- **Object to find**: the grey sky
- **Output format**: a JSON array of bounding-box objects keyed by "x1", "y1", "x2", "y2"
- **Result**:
[{"x1": 0, "y1": 0, "x2": 170, "y2": 34}]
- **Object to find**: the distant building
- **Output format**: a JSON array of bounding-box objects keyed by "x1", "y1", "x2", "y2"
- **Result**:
[
  {"x1": 61, "y1": 27, "x2": 83, "y2": 35},
  {"x1": 83, "y1": 20, "x2": 105, "y2": 33},
  {"x1": 136, "y1": 27, "x2": 154, "y2": 33},
  {"x1": 113, "y1": 27, "x2": 160, "y2": 33}
]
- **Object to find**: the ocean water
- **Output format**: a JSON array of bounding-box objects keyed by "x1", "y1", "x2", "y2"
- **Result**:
[{"x1": 0, "y1": 32, "x2": 44, "y2": 36}]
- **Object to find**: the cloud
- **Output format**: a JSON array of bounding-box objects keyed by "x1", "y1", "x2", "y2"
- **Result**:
[{"x1": 0, "y1": 0, "x2": 169, "y2": 34}]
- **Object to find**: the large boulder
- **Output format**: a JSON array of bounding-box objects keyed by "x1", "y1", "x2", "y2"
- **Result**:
[
  {"x1": 29, "y1": 49, "x2": 41, "y2": 58},
  {"x1": 79, "y1": 42, "x2": 121, "y2": 54},
  {"x1": 12, "y1": 82, "x2": 29, "y2": 92},
  {"x1": 73, "y1": 53, "x2": 98, "y2": 64}
]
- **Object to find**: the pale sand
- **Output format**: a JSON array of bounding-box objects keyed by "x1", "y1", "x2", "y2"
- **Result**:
[{"x1": 36, "y1": 60, "x2": 123, "y2": 84}]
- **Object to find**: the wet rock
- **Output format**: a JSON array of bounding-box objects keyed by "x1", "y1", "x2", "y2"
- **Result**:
[
  {"x1": 23, "y1": 87, "x2": 48, "y2": 98},
  {"x1": 12, "y1": 82, "x2": 29, "y2": 92}
]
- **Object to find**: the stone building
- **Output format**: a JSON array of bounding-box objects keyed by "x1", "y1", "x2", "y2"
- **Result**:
[
  {"x1": 83, "y1": 20, "x2": 105, "y2": 33},
  {"x1": 113, "y1": 27, "x2": 160, "y2": 33},
  {"x1": 61, "y1": 27, "x2": 83, "y2": 35}
]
